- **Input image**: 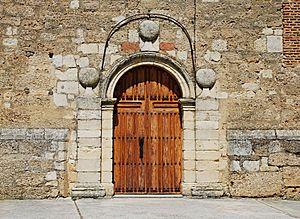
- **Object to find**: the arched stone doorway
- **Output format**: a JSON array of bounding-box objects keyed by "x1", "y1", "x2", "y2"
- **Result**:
[
  {"x1": 100, "y1": 53, "x2": 196, "y2": 196},
  {"x1": 113, "y1": 65, "x2": 183, "y2": 194}
]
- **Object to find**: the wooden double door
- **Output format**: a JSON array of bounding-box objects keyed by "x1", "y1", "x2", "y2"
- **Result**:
[{"x1": 113, "y1": 66, "x2": 183, "y2": 194}]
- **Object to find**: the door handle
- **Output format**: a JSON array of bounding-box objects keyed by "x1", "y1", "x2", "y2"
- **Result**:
[{"x1": 139, "y1": 137, "x2": 144, "y2": 159}]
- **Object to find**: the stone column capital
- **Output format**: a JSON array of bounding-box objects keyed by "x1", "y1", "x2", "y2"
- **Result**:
[
  {"x1": 179, "y1": 98, "x2": 195, "y2": 111},
  {"x1": 101, "y1": 98, "x2": 117, "y2": 110}
]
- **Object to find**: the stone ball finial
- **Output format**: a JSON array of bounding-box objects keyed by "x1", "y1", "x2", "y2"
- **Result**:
[
  {"x1": 139, "y1": 20, "x2": 159, "y2": 43},
  {"x1": 196, "y1": 68, "x2": 217, "y2": 89},
  {"x1": 78, "y1": 67, "x2": 100, "y2": 89}
]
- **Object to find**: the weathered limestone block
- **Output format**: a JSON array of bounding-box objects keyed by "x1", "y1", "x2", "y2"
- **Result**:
[
  {"x1": 262, "y1": 28, "x2": 273, "y2": 35},
  {"x1": 230, "y1": 172, "x2": 283, "y2": 197},
  {"x1": 54, "y1": 161, "x2": 65, "y2": 171},
  {"x1": 196, "y1": 130, "x2": 219, "y2": 140},
  {"x1": 260, "y1": 69, "x2": 273, "y2": 78},
  {"x1": 57, "y1": 81, "x2": 79, "y2": 94},
  {"x1": 45, "y1": 171, "x2": 57, "y2": 181},
  {"x1": 78, "y1": 138, "x2": 100, "y2": 147},
  {"x1": 283, "y1": 167, "x2": 300, "y2": 187},
  {"x1": 53, "y1": 93, "x2": 68, "y2": 107},
  {"x1": 196, "y1": 161, "x2": 218, "y2": 171},
  {"x1": 3, "y1": 38, "x2": 18, "y2": 47},
  {"x1": 55, "y1": 68, "x2": 78, "y2": 81},
  {"x1": 281, "y1": 140, "x2": 300, "y2": 153},
  {"x1": 78, "y1": 43, "x2": 98, "y2": 54},
  {"x1": 52, "y1": 55, "x2": 63, "y2": 67},
  {"x1": 212, "y1": 39, "x2": 227, "y2": 51},
  {"x1": 196, "y1": 140, "x2": 219, "y2": 151},
  {"x1": 230, "y1": 161, "x2": 241, "y2": 172},
  {"x1": 76, "y1": 57, "x2": 89, "y2": 68},
  {"x1": 196, "y1": 151, "x2": 220, "y2": 161},
  {"x1": 254, "y1": 38, "x2": 266, "y2": 52},
  {"x1": 204, "y1": 50, "x2": 221, "y2": 62},
  {"x1": 77, "y1": 110, "x2": 101, "y2": 120},
  {"x1": 110, "y1": 54, "x2": 122, "y2": 64},
  {"x1": 183, "y1": 170, "x2": 196, "y2": 183},
  {"x1": 99, "y1": 43, "x2": 118, "y2": 54},
  {"x1": 274, "y1": 29, "x2": 283, "y2": 36},
  {"x1": 45, "y1": 129, "x2": 68, "y2": 141},
  {"x1": 0, "y1": 128, "x2": 26, "y2": 140},
  {"x1": 128, "y1": 29, "x2": 139, "y2": 42},
  {"x1": 191, "y1": 183, "x2": 224, "y2": 198},
  {"x1": 140, "y1": 40, "x2": 159, "y2": 52},
  {"x1": 197, "y1": 98, "x2": 219, "y2": 111},
  {"x1": 196, "y1": 111, "x2": 219, "y2": 121},
  {"x1": 77, "y1": 159, "x2": 101, "y2": 172},
  {"x1": 78, "y1": 120, "x2": 101, "y2": 130},
  {"x1": 267, "y1": 36, "x2": 283, "y2": 53},
  {"x1": 276, "y1": 130, "x2": 300, "y2": 140},
  {"x1": 268, "y1": 140, "x2": 283, "y2": 153},
  {"x1": 25, "y1": 129, "x2": 45, "y2": 140},
  {"x1": 227, "y1": 130, "x2": 276, "y2": 140},
  {"x1": 286, "y1": 188, "x2": 300, "y2": 200},
  {"x1": 196, "y1": 171, "x2": 220, "y2": 183},
  {"x1": 260, "y1": 157, "x2": 279, "y2": 172},
  {"x1": 77, "y1": 130, "x2": 101, "y2": 138},
  {"x1": 177, "y1": 51, "x2": 188, "y2": 61},
  {"x1": 82, "y1": 0, "x2": 100, "y2": 10},
  {"x1": 77, "y1": 97, "x2": 101, "y2": 110},
  {"x1": 71, "y1": 183, "x2": 105, "y2": 199},
  {"x1": 70, "y1": 0, "x2": 79, "y2": 9},
  {"x1": 78, "y1": 147, "x2": 101, "y2": 160},
  {"x1": 242, "y1": 160, "x2": 259, "y2": 172},
  {"x1": 242, "y1": 82, "x2": 259, "y2": 91},
  {"x1": 252, "y1": 140, "x2": 269, "y2": 156},
  {"x1": 77, "y1": 172, "x2": 100, "y2": 183},
  {"x1": 63, "y1": 55, "x2": 76, "y2": 68},
  {"x1": 269, "y1": 153, "x2": 300, "y2": 166},
  {"x1": 228, "y1": 140, "x2": 252, "y2": 156}
]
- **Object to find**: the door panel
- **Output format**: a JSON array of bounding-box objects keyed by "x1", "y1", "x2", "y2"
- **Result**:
[{"x1": 113, "y1": 66, "x2": 182, "y2": 194}]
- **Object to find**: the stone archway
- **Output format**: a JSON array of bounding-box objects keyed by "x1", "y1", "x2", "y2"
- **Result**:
[
  {"x1": 101, "y1": 52, "x2": 195, "y2": 100},
  {"x1": 100, "y1": 52, "x2": 196, "y2": 196}
]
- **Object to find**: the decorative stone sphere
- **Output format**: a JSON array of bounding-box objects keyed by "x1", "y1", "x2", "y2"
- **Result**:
[
  {"x1": 78, "y1": 68, "x2": 100, "y2": 89},
  {"x1": 139, "y1": 20, "x2": 159, "y2": 43},
  {"x1": 196, "y1": 68, "x2": 217, "y2": 89}
]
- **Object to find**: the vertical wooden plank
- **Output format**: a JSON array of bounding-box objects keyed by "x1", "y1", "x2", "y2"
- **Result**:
[
  {"x1": 159, "y1": 112, "x2": 163, "y2": 193},
  {"x1": 120, "y1": 111, "x2": 124, "y2": 193}
]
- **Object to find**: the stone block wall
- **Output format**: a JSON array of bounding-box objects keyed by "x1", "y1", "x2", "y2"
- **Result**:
[
  {"x1": 0, "y1": 0, "x2": 299, "y2": 199},
  {"x1": 227, "y1": 130, "x2": 300, "y2": 200},
  {"x1": 0, "y1": 129, "x2": 69, "y2": 199}
]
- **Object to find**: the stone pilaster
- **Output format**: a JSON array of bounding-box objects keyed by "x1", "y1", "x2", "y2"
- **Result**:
[
  {"x1": 192, "y1": 89, "x2": 224, "y2": 198},
  {"x1": 100, "y1": 98, "x2": 117, "y2": 196},
  {"x1": 180, "y1": 98, "x2": 196, "y2": 196},
  {"x1": 71, "y1": 96, "x2": 105, "y2": 199}
]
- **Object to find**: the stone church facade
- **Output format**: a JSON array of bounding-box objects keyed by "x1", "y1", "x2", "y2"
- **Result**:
[{"x1": 0, "y1": 0, "x2": 299, "y2": 199}]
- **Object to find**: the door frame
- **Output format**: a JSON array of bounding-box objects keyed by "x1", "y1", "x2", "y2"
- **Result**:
[{"x1": 100, "y1": 53, "x2": 196, "y2": 196}]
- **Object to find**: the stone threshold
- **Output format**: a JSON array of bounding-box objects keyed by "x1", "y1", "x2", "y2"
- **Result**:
[{"x1": 113, "y1": 194, "x2": 183, "y2": 198}]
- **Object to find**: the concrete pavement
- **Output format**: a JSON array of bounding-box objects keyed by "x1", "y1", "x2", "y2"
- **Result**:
[{"x1": 0, "y1": 198, "x2": 299, "y2": 219}]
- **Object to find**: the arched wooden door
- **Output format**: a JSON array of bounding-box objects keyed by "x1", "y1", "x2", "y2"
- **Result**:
[{"x1": 113, "y1": 66, "x2": 183, "y2": 194}]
